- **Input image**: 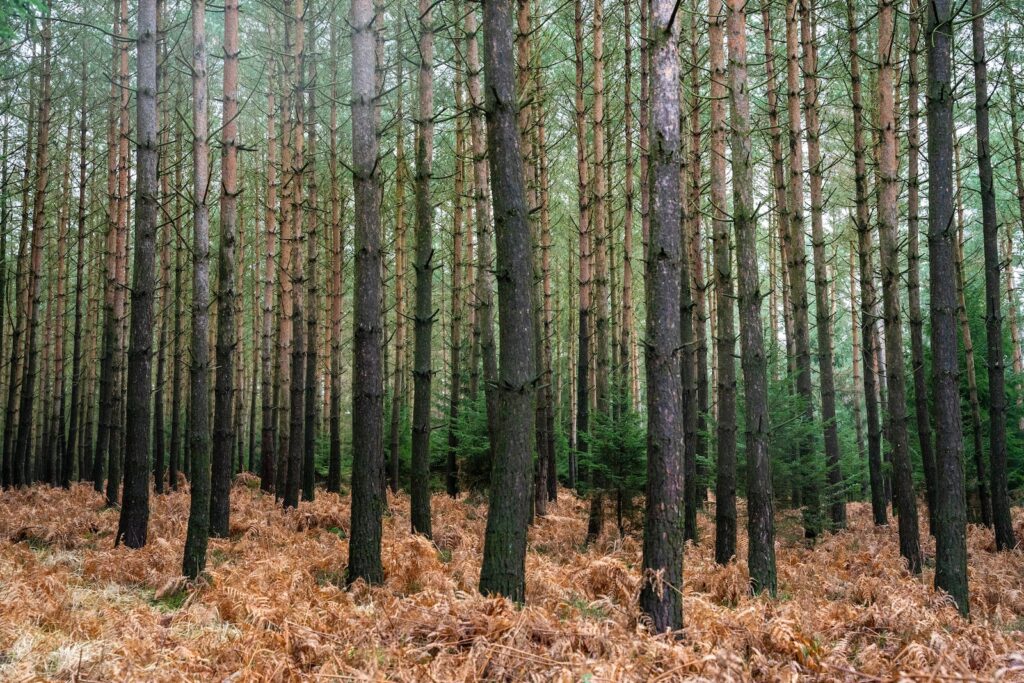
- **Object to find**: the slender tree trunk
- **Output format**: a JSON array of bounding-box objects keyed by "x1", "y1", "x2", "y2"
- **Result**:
[
  {"x1": 284, "y1": 0, "x2": 306, "y2": 510},
  {"x1": 182, "y1": 0, "x2": 213, "y2": 579},
  {"x1": 169, "y1": 130, "x2": 185, "y2": 490},
  {"x1": 905, "y1": 0, "x2": 937, "y2": 534},
  {"x1": 64, "y1": 70, "x2": 88, "y2": 488},
  {"x1": 800, "y1": 0, "x2": 844, "y2": 530},
  {"x1": 877, "y1": 0, "x2": 921, "y2": 572},
  {"x1": 784, "y1": 0, "x2": 818, "y2": 533},
  {"x1": 847, "y1": 0, "x2": 886, "y2": 525},
  {"x1": 347, "y1": 0, "x2": 385, "y2": 585},
  {"x1": 926, "y1": 0, "x2": 969, "y2": 616},
  {"x1": 728, "y1": 0, "x2": 776, "y2": 596},
  {"x1": 14, "y1": 8, "x2": 52, "y2": 488},
  {"x1": 388, "y1": 52, "x2": 408, "y2": 494},
  {"x1": 573, "y1": 0, "x2": 591, "y2": 500},
  {"x1": 327, "y1": 14, "x2": 344, "y2": 494},
  {"x1": 952, "y1": 141, "x2": 990, "y2": 527},
  {"x1": 971, "y1": 0, "x2": 1015, "y2": 550},
  {"x1": 260, "y1": 76, "x2": 279, "y2": 493},
  {"x1": 303, "y1": 40, "x2": 319, "y2": 504},
  {"x1": 117, "y1": 0, "x2": 158, "y2": 548},
  {"x1": 639, "y1": 0, "x2": 684, "y2": 632},
  {"x1": 210, "y1": 0, "x2": 240, "y2": 533},
  {"x1": 447, "y1": 56, "x2": 466, "y2": 499},
  {"x1": 410, "y1": 0, "x2": 435, "y2": 536},
  {"x1": 710, "y1": 0, "x2": 736, "y2": 562},
  {"x1": 478, "y1": 0, "x2": 537, "y2": 601},
  {"x1": 465, "y1": 7, "x2": 499, "y2": 463},
  {"x1": 620, "y1": 0, "x2": 637, "y2": 416}
]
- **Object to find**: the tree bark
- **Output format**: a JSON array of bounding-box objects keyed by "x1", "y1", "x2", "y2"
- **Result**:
[
  {"x1": 347, "y1": 0, "x2": 385, "y2": 585},
  {"x1": 118, "y1": 0, "x2": 159, "y2": 548},
  {"x1": 639, "y1": 0, "x2": 684, "y2": 632},
  {"x1": 182, "y1": 0, "x2": 213, "y2": 578},
  {"x1": 877, "y1": 0, "x2": 921, "y2": 572},
  {"x1": 410, "y1": 0, "x2": 435, "y2": 537},
  {"x1": 926, "y1": 0, "x2": 969, "y2": 616},
  {"x1": 478, "y1": 0, "x2": 537, "y2": 602}
]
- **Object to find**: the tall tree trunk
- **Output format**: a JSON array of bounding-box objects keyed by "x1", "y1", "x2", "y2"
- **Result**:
[
  {"x1": 14, "y1": 8, "x2": 52, "y2": 488},
  {"x1": 800, "y1": 0, "x2": 844, "y2": 529},
  {"x1": 388, "y1": 51, "x2": 408, "y2": 494},
  {"x1": 118, "y1": 0, "x2": 158, "y2": 548},
  {"x1": 169, "y1": 130, "x2": 185, "y2": 490},
  {"x1": 327, "y1": 13, "x2": 344, "y2": 495},
  {"x1": 926, "y1": 0, "x2": 969, "y2": 616},
  {"x1": 573, "y1": 0, "x2": 591, "y2": 500},
  {"x1": 347, "y1": 0, "x2": 385, "y2": 585},
  {"x1": 620, "y1": 0, "x2": 637, "y2": 415},
  {"x1": 410, "y1": 0, "x2": 435, "y2": 536},
  {"x1": 952, "y1": 141, "x2": 990, "y2": 527},
  {"x1": 905, "y1": 0, "x2": 937, "y2": 534},
  {"x1": 971, "y1": 0, "x2": 1015, "y2": 550},
  {"x1": 728, "y1": 0, "x2": 776, "y2": 596},
  {"x1": 65, "y1": 70, "x2": 88, "y2": 487},
  {"x1": 639, "y1": 0, "x2": 684, "y2": 632},
  {"x1": 465, "y1": 7, "x2": 499, "y2": 463},
  {"x1": 210, "y1": 0, "x2": 240, "y2": 533},
  {"x1": 478, "y1": 0, "x2": 537, "y2": 601},
  {"x1": 847, "y1": 0, "x2": 886, "y2": 525},
  {"x1": 260, "y1": 75, "x2": 279, "y2": 493},
  {"x1": 284, "y1": 0, "x2": 306, "y2": 510},
  {"x1": 182, "y1": 0, "x2": 213, "y2": 579},
  {"x1": 303, "y1": 41, "x2": 318, "y2": 504},
  {"x1": 447, "y1": 56, "x2": 466, "y2": 499},
  {"x1": 710, "y1": 0, "x2": 736, "y2": 563},
  {"x1": 877, "y1": 0, "x2": 921, "y2": 572},
  {"x1": 784, "y1": 0, "x2": 818, "y2": 533}
]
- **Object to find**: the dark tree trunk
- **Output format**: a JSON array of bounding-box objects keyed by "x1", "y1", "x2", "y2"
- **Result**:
[
  {"x1": 846, "y1": 0, "x2": 886, "y2": 526},
  {"x1": 260, "y1": 78, "x2": 278, "y2": 493},
  {"x1": 972, "y1": 0, "x2": 1016, "y2": 551},
  {"x1": 729, "y1": 0, "x2": 776, "y2": 597},
  {"x1": 905, "y1": 0, "x2": 937, "y2": 535},
  {"x1": 710, "y1": 0, "x2": 736, "y2": 564},
  {"x1": 210, "y1": 0, "x2": 240, "y2": 535},
  {"x1": 478, "y1": 0, "x2": 537, "y2": 602},
  {"x1": 327, "y1": 12, "x2": 343, "y2": 495},
  {"x1": 117, "y1": 0, "x2": 159, "y2": 549},
  {"x1": 168, "y1": 132, "x2": 185, "y2": 491},
  {"x1": 926, "y1": 0, "x2": 969, "y2": 617},
  {"x1": 639, "y1": 0, "x2": 684, "y2": 632},
  {"x1": 347, "y1": 0, "x2": 385, "y2": 585},
  {"x1": 303, "y1": 42, "x2": 318, "y2": 504},
  {"x1": 14, "y1": 8, "x2": 52, "y2": 489},
  {"x1": 182, "y1": 0, "x2": 213, "y2": 579},
  {"x1": 410, "y1": 0, "x2": 435, "y2": 537},
  {"x1": 877, "y1": 0, "x2": 921, "y2": 573}
]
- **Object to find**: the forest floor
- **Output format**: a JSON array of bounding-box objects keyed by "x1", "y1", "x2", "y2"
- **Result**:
[{"x1": 1, "y1": 479, "x2": 1023, "y2": 682}]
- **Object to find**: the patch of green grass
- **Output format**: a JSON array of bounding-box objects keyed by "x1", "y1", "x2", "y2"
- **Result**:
[
  {"x1": 327, "y1": 526, "x2": 347, "y2": 540},
  {"x1": 568, "y1": 595, "x2": 607, "y2": 620},
  {"x1": 150, "y1": 588, "x2": 188, "y2": 612},
  {"x1": 437, "y1": 548, "x2": 452, "y2": 563}
]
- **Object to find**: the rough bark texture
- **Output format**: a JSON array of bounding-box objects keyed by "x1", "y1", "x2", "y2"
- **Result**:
[
  {"x1": 182, "y1": 0, "x2": 213, "y2": 579},
  {"x1": 211, "y1": 0, "x2": 240, "y2": 535},
  {"x1": 846, "y1": 0, "x2": 886, "y2": 526},
  {"x1": 410, "y1": 0, "x2": 435, "y2": 537},
  {"x1": 971, "y1": 0, "x2": 1016, "y2": 551},
  {"x1": 728, "y1": 0, "x2": 776, "y2": 597},
  {"x1": 347, "y1": 0, "x2": 385, "y2": 585},
  {"x1": 478, "y1": 0, "x2": 537, "y2": 602},
  {"x1": 926, "y1": 0, "x2": 969, "y2": 617},
  {"x1": 800, "y1": 0, "x2": 844, "y2": 530},
  {"x1": 905, "y1": 0, "x2": 937, "y2": 535},
  {"x1": 639, "y1": 0, "x2": 684, "y2": 632},
  {"x1": 572, "y1": 0, "x2": 591, "y2": 501},
  {"x1": 877, "y1": 0, "x2": 921, "y2": 573},
  {"x1": 118, "y1": 0, "x2": 159, "y2": 548},
  {"x1": 709, "y1": 0, "x2": 735, "y2": 564}
]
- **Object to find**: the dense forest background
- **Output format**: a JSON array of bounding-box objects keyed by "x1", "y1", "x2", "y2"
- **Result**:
[{"x1": 0, "y1": 0, "x2": 1023, "y2": 676}]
